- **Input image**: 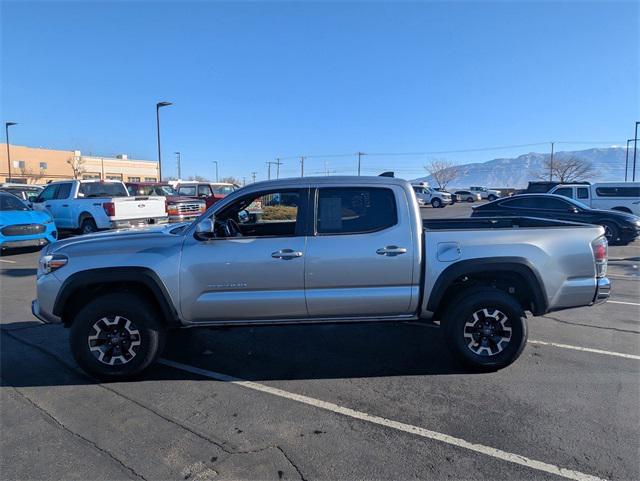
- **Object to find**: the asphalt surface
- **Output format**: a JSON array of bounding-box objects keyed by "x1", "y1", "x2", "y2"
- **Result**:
[{"x1": 1, "y1": 201, "x2": 639, "y2": 481}]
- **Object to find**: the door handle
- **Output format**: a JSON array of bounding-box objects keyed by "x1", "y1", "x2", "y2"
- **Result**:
[
  {"x1": 45, "y1": 204, "x2": 51, "y2": 208},
  {"x1": 376, "y1": 245, "x2": 407, "y2": 256},
  {"x1": 62, "y1": 204, "x2": 69, "y2": 207},
  {"x1": 271, "y1": 249, "x2": 303, "y2": 260}
]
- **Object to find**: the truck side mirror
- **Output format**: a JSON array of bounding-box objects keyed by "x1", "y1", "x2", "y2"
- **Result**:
[{"x1": 195, "y1": 217, "x2": 215, "y2": 239}]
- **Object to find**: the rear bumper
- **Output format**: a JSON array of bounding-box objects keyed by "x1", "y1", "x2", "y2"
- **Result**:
[
  {"x1": 168, "y1": 214, "x2": 200, "y2": 223},
  {"x1": 592, "y1": 277, "x2": 611, "y2": 305},
  {"x1": 110, "y1": 217, "x2": 169, "y2": 229}
]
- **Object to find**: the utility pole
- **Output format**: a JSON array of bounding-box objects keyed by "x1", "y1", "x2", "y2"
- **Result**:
[
  {"x1": 242, "y1": 176, "x2": 246, "y2": 186},
  {"x1": 212, "y1": 161, "x2": 219, "y2": 182},
  {"x1": 300, "y1": 156, "x2": 305, "y2": 177},
  {"x1": 5, "y1": 122, "x2": 17, "y2": 181},
  {"x1": 633, "y1": 121, "x2": 639, "y2": 182},
  {"x1": 549, "y1": 142, "x2": 555, "y2": 181},
  {"x1": 266, "y1": 161, "x2": 280, "y2": 180},
  {"x1": 101, "y1": 157, "x2": 105, "y2": 180},
  {"x1": 275, "y1": 158, "x2": 283, "y2": 179},
  {"x1": 625, "y1": 139, "x2": 634, "y2": 182},
  {"x1": 251, "y1": 171, "x2": 257, "y2": 183},
  {"x1": 357, "y1": 151, "x2": 365, "y2": 176},
  {"x1": 174, "y1": 152, "x2": 181, "y2": 179}
]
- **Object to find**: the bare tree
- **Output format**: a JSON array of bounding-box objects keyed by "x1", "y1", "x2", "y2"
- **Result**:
[
  {"x1": 540, "y1": 156, "x2": 593, "y2": 183},
  {"x1": 187, "y1": 175, "x2": 208, "y2": 182},
  {"x1": 220, "y1": 176, "x2": 241, "y2": 186},
  {"x1": 67, "y1": 155, "x2": 86, "y2": 179},
  {"x1": 425, "y1": 159, "x2": 459, "y2": 190}
]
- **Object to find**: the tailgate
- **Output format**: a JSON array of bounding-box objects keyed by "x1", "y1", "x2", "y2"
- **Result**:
[{"x1": 111, "y1": 196, "x2": 166, "y2": 220}]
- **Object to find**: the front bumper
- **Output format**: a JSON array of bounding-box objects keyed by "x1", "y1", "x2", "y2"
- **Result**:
[
  {"x1": 1, "y1": 238, "x2": 50, "y2": 249},
  {"x1": 592, "y1": 277, "x2": 611, "y2": 305},
  {"x1": 31, "y1": 299, "x2": 61, "y2": 324}
]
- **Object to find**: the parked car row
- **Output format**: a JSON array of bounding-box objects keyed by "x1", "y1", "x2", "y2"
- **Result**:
[
  {"x1": 0, "y1": 180, "x2": 238, "y2": 251},
  {"x1": 472, "y1": 193, "x2": 640, "y2": 245}
]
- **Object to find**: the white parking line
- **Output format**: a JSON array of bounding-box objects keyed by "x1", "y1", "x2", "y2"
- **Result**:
[
  {"x1": 159, "y1": 358, "x2": 607, "y2": 481},
  {"x1": 607, "y1": 300, "x2": 640, "y2": 307},
  {"x1": 0, "y1": 259, "x2": 17, "y2": 264},
  {"x1": 529, "y1": 340, "x2": 640, "y2": 360}
]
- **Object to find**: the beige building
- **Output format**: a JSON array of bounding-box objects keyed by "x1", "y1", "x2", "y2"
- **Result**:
[{"x1": 0, "y1": 144, "x2": 159, "y2": 184}]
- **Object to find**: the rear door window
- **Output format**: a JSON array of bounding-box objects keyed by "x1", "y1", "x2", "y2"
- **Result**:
[
  {"x1": 54, "y1": 183, "x2": 72, "y2": 199},
  {"x1": 316, "y1": 187, "x2": 397, "y2": 235},
  {"x1": 577, "y1": 187, "x2": 589, "y2": 199}
]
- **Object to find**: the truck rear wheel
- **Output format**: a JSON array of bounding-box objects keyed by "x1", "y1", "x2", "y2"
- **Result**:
[
  {"x1": 69, "y1": 293, "x2": 166, "y2": 380},
  {"x1": 80, "y1": 217, "x2": 98, "y2": 234},
  {"x1": 431, "y1": 198, "x2": 442, "y2": 208},
  {"x1": 442, "y1": 287, "x2": 527, "y2": 371}
]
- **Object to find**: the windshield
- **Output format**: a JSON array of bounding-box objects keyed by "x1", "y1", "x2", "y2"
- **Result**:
[
  {"x1": 79, "y1": 182, "x2": 128, "y2": 198},
  {"x1": 0, "y1": 193, "x2": 29, "y2": 211}
]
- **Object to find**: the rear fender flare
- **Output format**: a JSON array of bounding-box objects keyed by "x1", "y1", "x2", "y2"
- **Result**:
[{"x1": 427, "y1": 257, "x2": 548, "y2": 316}]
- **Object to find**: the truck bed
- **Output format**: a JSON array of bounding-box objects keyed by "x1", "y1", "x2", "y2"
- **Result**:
[{"x1": 423, "y1": 216, "x2": 592, "y2": 231}]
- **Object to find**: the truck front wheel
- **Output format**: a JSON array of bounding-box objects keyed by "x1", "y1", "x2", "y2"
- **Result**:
[
  {"x1": 431, "y1": 198, "x2": 442, "y2": 208},
  {"x1": 69, "y1": 293, "x2": 166, "y2": 380},
  {"x1": 442, "y1": 287, "x2": 527, "y2": 371}
]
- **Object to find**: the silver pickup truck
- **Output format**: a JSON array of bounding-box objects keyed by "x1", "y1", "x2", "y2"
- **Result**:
[{"x1": 32, "y1": 176, "x2": 610, "y2": 379}]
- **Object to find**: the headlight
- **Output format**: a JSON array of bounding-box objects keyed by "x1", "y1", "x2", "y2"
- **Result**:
[{"x1": 40, "y1": 254, "x2": 68, "y2": 274}]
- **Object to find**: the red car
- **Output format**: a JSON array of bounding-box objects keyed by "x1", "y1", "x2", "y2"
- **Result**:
[
  {"x1": 175, "y1": 182, "x2": 238, "y2": 208},
  {"x1": 125, "y1": 182, "x2": 206, "y2": 223}
]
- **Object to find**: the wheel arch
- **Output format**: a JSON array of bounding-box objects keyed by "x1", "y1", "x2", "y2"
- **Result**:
[
  {"x1": 427, "y1": 257, "x2": 548, "y2": 318},
  {"x1": 611, "y1": 206, "x2": 632, "y2": 214},
  {"x1": 53, "y1": 267, "x2": 181, "y2": 328}
]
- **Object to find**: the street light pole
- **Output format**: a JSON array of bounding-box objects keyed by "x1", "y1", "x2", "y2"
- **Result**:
[
  {"x1": 212, "y1": 161, "x2": 219, "y2": 182},
  {"x1": 174, "y1": 152, "x2": 181, "y2": 180},
  {"x1": 156, "y1": 101, "x2": 172, "y2": 182},
  {"x1": 300, "y1": 156, "x2": 305, "y2": 177},
  {"x1": 5, "y1": 122, "x2": 17, "y2": 181}
]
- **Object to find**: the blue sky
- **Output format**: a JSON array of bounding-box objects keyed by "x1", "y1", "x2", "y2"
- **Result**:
[{"x1": 2, "y1": 1, "x2": 638, "y2": 181}]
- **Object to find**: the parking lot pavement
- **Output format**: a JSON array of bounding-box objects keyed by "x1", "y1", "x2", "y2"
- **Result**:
[{"x1": 1, "y1": 232, "x2": 639, "y2": 480}]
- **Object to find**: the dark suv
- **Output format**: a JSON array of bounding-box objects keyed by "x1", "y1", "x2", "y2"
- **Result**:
[{"x1": 125, "y1": 182, "x2": 205, "y2": 223}]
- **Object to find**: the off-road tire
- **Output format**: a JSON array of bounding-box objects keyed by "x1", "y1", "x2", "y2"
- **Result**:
[
  {"x1": 442, "y1": 287, "x2": 528, "y2": 371},
  {"x1": 69, "y1": 293, "x2": 166, "y2": 380}
]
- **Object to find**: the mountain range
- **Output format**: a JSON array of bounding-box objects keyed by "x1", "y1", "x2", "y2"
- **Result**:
[{"x1": 411, "y1": 147, "x2": 632, "y2": 189}]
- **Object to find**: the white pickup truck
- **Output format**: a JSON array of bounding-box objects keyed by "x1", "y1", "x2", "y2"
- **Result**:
[{"x1": 33, "y1": 180, "x2": 168, "y2": 234}]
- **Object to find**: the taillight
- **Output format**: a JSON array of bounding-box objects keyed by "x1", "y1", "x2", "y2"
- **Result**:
[
  {"x1": 591, "y1": 236, "x2": 608, "y2": 277},
  {"x1": 102, "y1": 202, "x2": 115, "y2": 217}
]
